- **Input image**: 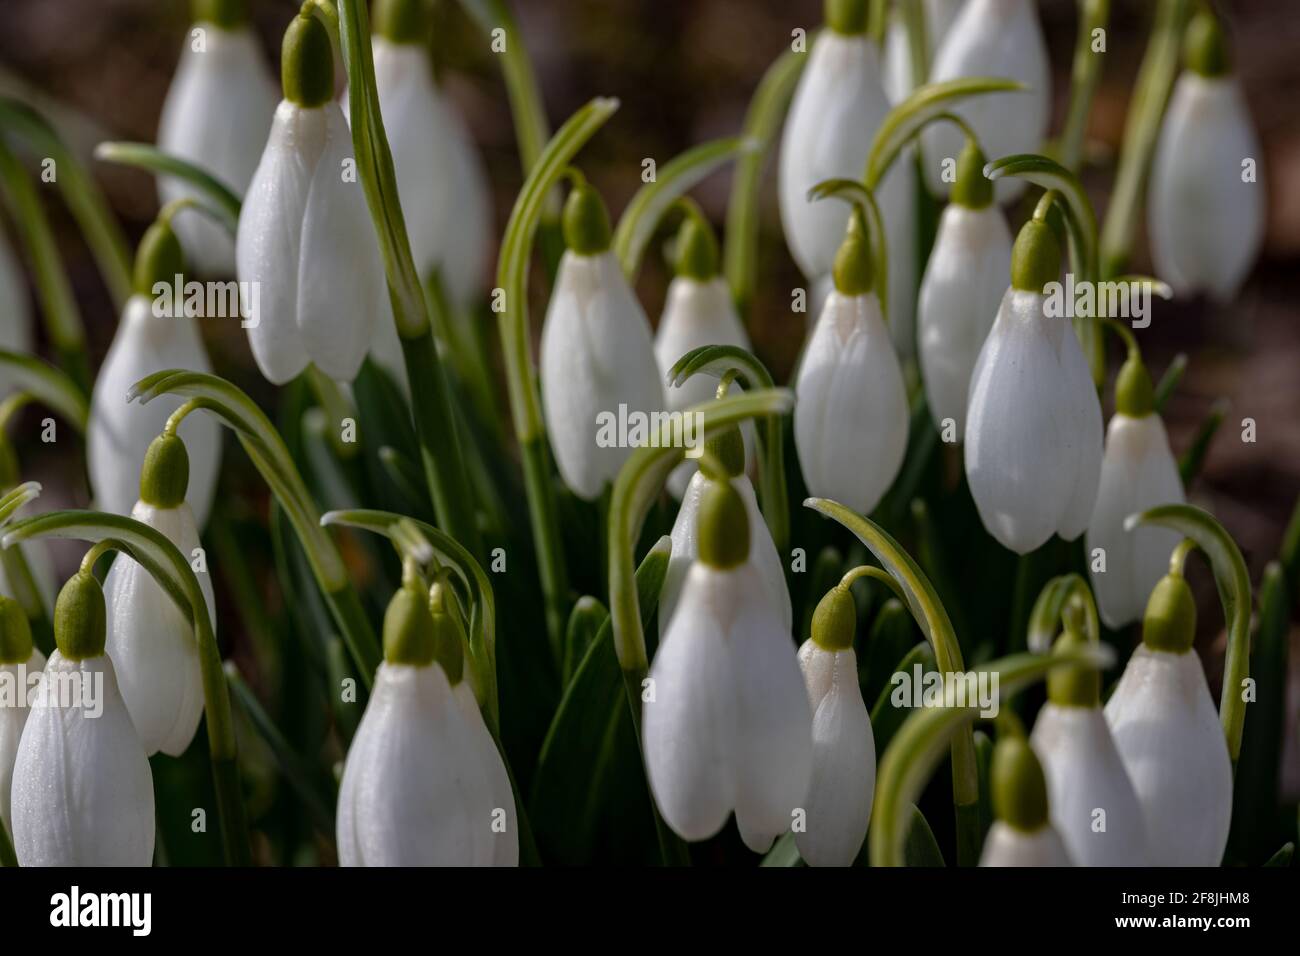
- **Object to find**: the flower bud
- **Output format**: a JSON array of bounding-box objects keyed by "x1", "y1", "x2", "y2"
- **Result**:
[
  {"x1": 950, "y1": 138, "x2": 993, "y2": 210},
  {"x1": 0, "y1": 594, "x2": 33, "y2": 665},
  {"x1": 831, "y1": 215, "x2": 874, "y2": 296},
  {"x1": 373, "y1": 0, "x2": 429, "y2": 45},
  {"x1": 562, "y1": 180, "x2": 612, "y2": 255},
  {"x1": 1114, "y1": 354, "x2": 1154, "y2": 418},
  {"x1": 383, "y1": 580, "x2": 438, "y2": 666},
  {"x1": 697, "y1": 478, "x2": 750, "y2": 570},
  {"x1": 54, "y1": 571, "x2": 107, "y2": 661},
  {"x1": 132, "y1": 220, "x2": 184, "y2": 299},
  {"x1": 139, "y1": 432, "x2": 190, "y2": 509},
  {"x1": 192, "y1": 0, "x2": 248, "y2": 29},
  {"x1": 1141, "y1": 572, "x2": 1196, "y2": 654},
  {"x1": 1009, "y1": 219, "x2": 1060, "y2": 294},
  {"x1": 674, "y1": 214, "x2": 719, "y2": 281},
  {"x1": 810, "y1": 584, "x2": 856, "y2": 651},
  {"x1": 282, "y1": 14, "x2": 334, "y2": 108},
  {"x1": 992, "y1": 729, "x2": 1049, "y2": 833}
]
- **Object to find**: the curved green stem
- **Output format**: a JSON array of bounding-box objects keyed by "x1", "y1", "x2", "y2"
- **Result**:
[
  {"x1": 807, "y1": 178, "x2": 889, "y2": 322},
  {"x1": 871, "y1": 644, "x2": 1114, "y2": 866},
  {"x1": 94, "y1": 141, "x2": 241, "y2": 235},
  {"x1": 129, "y1": 369, "x2": 381, "y2": 684},
  {"x1": 840, "y1": 563, "x2": 909, "y2": 606},
  {"x1": 803, "y1": 496, "x2": 980, "y2": 865},
  {"x1": 1125, "y1": 503, "x2": 1252, "y2": 765},
  {"x1": 2, "y1": 510, "x2": 250, "y2": 865},
  {"x1": 665, "y1": 344, "x2": 788, "y2": 555},
  {"x1": 1026, "y1": 573, "x2": 1101, "y2": 653},
  {"x1": 613, "y1": 136, "x2": 756, "y2": 282},
  {"x1": 1059, "y1": 0, "x2": 1111, "y2": 171}
]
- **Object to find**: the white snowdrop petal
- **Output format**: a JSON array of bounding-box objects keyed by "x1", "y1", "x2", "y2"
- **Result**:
[
  {"x1": 654, "y1": 276, "x2": 751, "y2": 414},
  {"x1": 452, "y1": 681, "x2": 519, "y2": 866},
  {"x1": 1149, "y1": 74, "x2": 1265, "y2": 301},
  {"x1": 1104, "y1": 646, "x2": 1233, "y2": 866},
  {"x1": 0, "y1": 648, "x2": 44, "y2": 830},
  {"x1": 1030, "y1": 703, "x2": 1149, "y2": 866},
  {"x1": 11, "y1": 653, "x2": 155, "y2": 866},
  {"x1": 87, "y1": 295, "x2": 220, "y2": 524},
  {"x1": 1053, "y1": 321, "x2": 1105, "y2": 541},
  {"x1": 978, "y1": 821, "x2": 1073, "y2": 866},
  {"x1": 158, "y1": 26, "x2": 277, "y2": 275},
  {"x1": 296, "y1": 105, "x2": 384, "y2": 383}
]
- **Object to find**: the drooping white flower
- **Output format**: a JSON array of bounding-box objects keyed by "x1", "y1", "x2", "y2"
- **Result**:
[
  {"x1": 921, "y1": 0, "x2": 1050, "y2": 202},
  {"x1": 643, "y1": 478, "x2": 812, "y2": 852},
  {"x1": 1105, "y1": 573, "x2": 1232, "y2": 866},
  {"x1": 882, "y1": 0, "x2": 965, "y2": 104},
  {"x1": 794, "y1": 585, "x2": 874, "y2": 866},
  {"x1": 0, "y1": 227, "x2": 33, "y2": 364},
  {"x1": 157, "y1": 8, "x2": 277, "y2": 275},
  {"x1": 917, "y1": 140, "x2": 1012, "y2": 437},
  {"x1": 236, "y1": 14, "x2": 384, "y2": 384},
  {"x1": 979, "y1": 821, "x2": 1073, "y2": 866},
  {"x1": 1086, "y1": 359, "x2": 1185, "y2": 628},
  {"x1": 778, "y1": 7, "x2": 916, "y2": 355},
  {"x1": 794, "y1": 221, "x2": 909, "y2": 516},
  {"x1": 979, "y1": 726, "x2": 1073, "y2": 867},
  {"x1": 1029, "y1": 631, "x2": 1149, "y2": 866},
  {"x1": 965, "y1": 219, "x2": 1102, "y2": 554},
  {"x1": 539, "y1": 182, "x2": 664, "y2": 500},
  {"x1": 88, "y1": 222, "x2": 220, "y2": 525},
  {"x1": 1148, "y1": 13, "x2": 1264, "y2": 302},
  {"x1": 11, "y1": 573, "x2": 155, "y2": 866},
  {"x1": 337, "y1": 577, "x2": 516, "y2": 866},
  {"x1": 103, "y1": 434, "x2": 216, "y2": 757},
  {"x1": 0, "y1": 597, "x2": 43, "y2": 836}
]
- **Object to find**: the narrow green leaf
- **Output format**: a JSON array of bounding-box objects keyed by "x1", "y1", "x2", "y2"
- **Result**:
[
  {"x1": 0, "y1": 350, "x2": 88, "y2": 431},
  {"x1": 1179, "y1": 397, "x2": 1227, "y2": 485},
  {"x1": 94, "y1": 141, "x2": 241, "y2": 234},
  {"x1": 1263, "y1": 842, "x2": 1294, "y2": 868},
  {"x1": 902, "y1": 804, "x2": 945, "y2": 867},
  {"x1": 870, "y1": 640, "x2": 937, "y2": 756},
  {"x1": 1153, "y1": 352, "x2": 1188, "y2": 412},
  {"x1": 563, "y1": 596, "x2": 607, "y2": 686}
]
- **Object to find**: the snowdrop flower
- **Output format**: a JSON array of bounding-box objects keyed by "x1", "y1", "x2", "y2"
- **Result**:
[
  {"x1": 0, "y1": 596, "x2": 43, "y2": 836},
  {"x1": 643, "y1": 477, "x2": 812, "y2": 852},
  {"x1": 157, "y1": 0, "x2": 277, "y2": 275},
  {"x1": 794, "y1": 584, "x2": 874, "y2": 866},
  {"x1": 921, "y1": 0, "x2": 1049, "y2": 202},
  {"x1": 103, "y1": 433, "x2": 216, "y2": 757},
  {"x1": 882, "y1": 0, "x2": 965, "y2": 104},
  {"x1": 659, "y1": 426, "x2": 790, "y2": 643},
  {"x1": 795, "y1": 212, "x2": 909, "y2": 515},
  {"x1": 88, "y1": 219, "x2": 220, "y2": 524},
  {"x1": 237, "y1": 13, "x2": 385, "y2": 384},
  {"x1": 1030, "y1": 629, "x2": 1149, "y2": 866},
  {"x1": 362, "y1": 0, "x2": 491, "y2": 311},
  {"x1": 10, "y1": 570, "x2": 155, "y2": 866},
  {"x1": 1148, "y1": 11, "x2": 1265, "y2": 301},
  {"x1": 539, "y1": 178, "x2": 664, "y2": 500},
  {"x1": 0, "y1": 228, "x2": 33, "y2": 365},
  {"x1": 779, "y1": 0, "x2": 916, "y2": 356},
  {"x1": 979, "y1": 720, "x2": 1073, "y2": 866},
  {"x1": 653, "y1": 210, "x2": 752, "y2": 498},
  {"x1": 1085, "y1": 355, "x2": 1185, "y2": 627},
  {"x1": 917, "y1": 139, "x2": 1012, "y2": 438},
  {"x1": 337, "y1": 572, "x2": 517, "y2": 866},
  {"x1": 1105, "y1": 570, "x2": 1232, "y2": 866},
  {"x1": 965, "y1": 217, "x2": 1103, "y2": 554}
]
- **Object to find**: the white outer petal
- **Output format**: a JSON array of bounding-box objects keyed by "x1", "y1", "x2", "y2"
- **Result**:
[
  {"x1": 0, "y1": 648, "x2": 44, "y2": 831},
  {"x1": 659, "y1": 469, "x2": 791, "y2": 644},
  {"x1": 539, "y1": 251, "x2": 664, "y2": 499},
  {"x1": 104, "y1": 501, "x2": 215, "y2": 757},
  {"x1": 451, "y1": 681, "x2": 519, "y2": 866},
  {"x1": 296, "y1": 104, "x2": 384, "y2": 382},
  {"x1": 237, "y1": 100, "x2": 323, "y2": 385},
  {"x1": 794, "y1": 291, "x2": 909, "y2": 514},
  {"x1": 87, "y1": 295, "x2": 220, "y2": 524},
  {"x1": 965, "y1": 289, "x2": 1101, "y2": 553},
  {"x1": 158, "y1": 26, "x2": 277, "y2": 275},
  {"x1": 922, "y1": 0, "x2": 1049, "y2": 202},
  {"x1": 1030, "y1": 703, "x2": 1149, "y2": 866},
  {"x1": 1086, "y1": 413, "x2": 1185, "y2": 627},
  {"x1": 918, "y1": 203, "x2": 1013, "y2": 435},
  {"x1": 795, "y1": 640, "x2": 874, "y2": 866},
  {"x1": 1149, "y1": 73, "x2": 1265, "y2": 302},
  {"x1": 336, "y1": 662, "x2": 495, "y2": 866},
  {"x1": 11, "y1": 652, "x2": 155, "y2": 866},
  {"x1": 1104, "y1": 646, "x2": 1233, "y2": 866},
  {"x1": 654, "y1": 276, "x2": 751, "y2": 413},
  {"x1": 978, "y1": 821, "x2": 1073, "y2": 866}
]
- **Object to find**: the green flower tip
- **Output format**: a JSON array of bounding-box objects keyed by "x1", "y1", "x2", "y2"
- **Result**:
[
  {"x1": 192, "y1": 0, "x2": 248, "y2": 30},
  {"x1": 1046, "y1": 628, "x2": 1099, "y2": 708},
  {"x1": 703, "y1": 425, "x2": 745, "y2": 479},
  {"x1": 428, "y1": 578, "x2": 465, "y2": 685},
  {"x1": 282, "y1": 13, "x2": 334, "y2": 108},
  {"x1": 832, "y1": 214, "x2": 874, "y2": 297},
  {"x1": 811, "y1": 585, "x2": 856, "y2": 651},
  {"x1": 992, "y1": 731, "x2": 1050, "y2": 833},
  {"x1": 0, "y1": 595, "x2": 33, "y2": 664},
  {"x1": 674, "y1": 215, "x2": 719, "y2": 281},
  {"x1": 133, "y1": 220, "x2": 184, "y2": 298},
  {"x1": 562, "y1": 180, "x2": 612, "y2": 255},
  {"x1": 374, "y1": 0, "x2": 431, "y2": 45},
  {"x1": 139, "y1": 433, "x2": 191, "y2": 509},
  {"x1": 54, "y1": 571, "x2": 107, "y2": 661},
  {"x1": 1142, "y1": 572, "x2": 1196, "y2": 654},
  {"x1": 697, "y1": 478, "x2": 749, "y2": 570},
  {"x1": 952, "y1": 139, "x2": 993, "y2": 210},
  {"x1": 382, "y1": 582, "x2": 437, "y2": 666},
  {"x1": 1010, "y1": 219, "x2": 1061, "y2": 294},
  {"x1": 1185, "y1": 10, "x2": 1230, "y2": 78},
  {"x1": 1115, "y1": 354, "x2": 1154, "y2": 418},
  {"x1": 825, "y1": 0, "x2": 868, "y2": 35}
]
